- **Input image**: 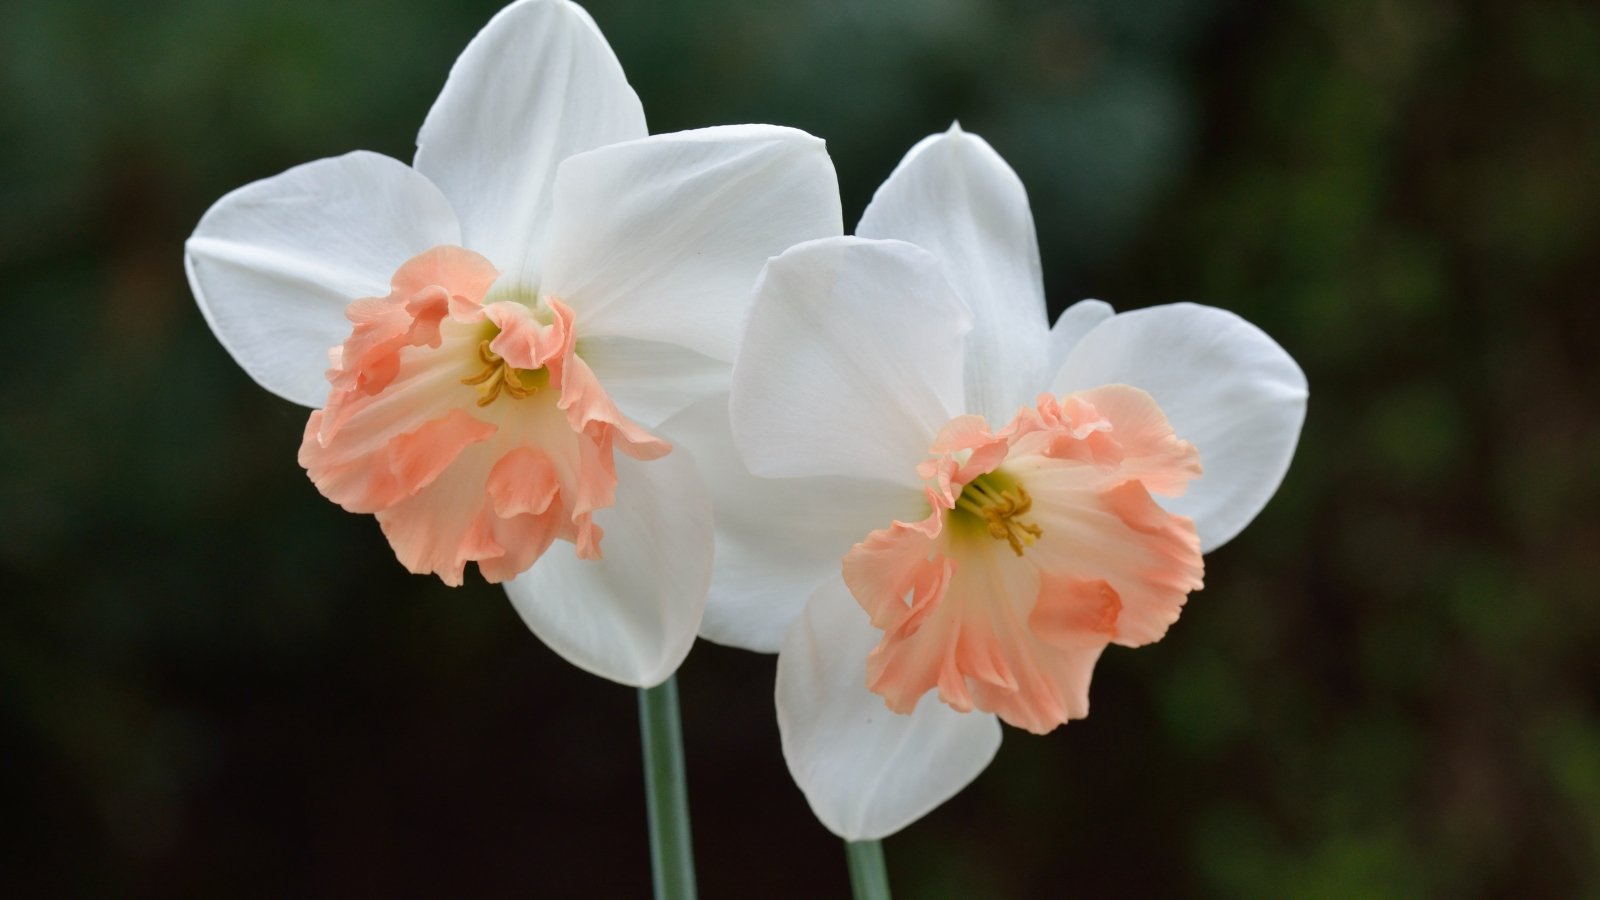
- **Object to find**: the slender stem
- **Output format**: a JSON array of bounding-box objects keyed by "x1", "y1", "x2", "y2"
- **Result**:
[
  {"x1": 638, "y1": 676, "x2": 697, "y2": 900},
  {"x1": 845, "y1": 839, "x2": 892, "y2": 900}
]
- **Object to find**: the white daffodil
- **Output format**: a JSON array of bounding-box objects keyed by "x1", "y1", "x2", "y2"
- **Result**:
[
  {"x1": 184, "y1": 0, "x2": 841, "y2": 687},
  {"x1": 693, "y1": 124, "x2": 1305, "y2": 839}
]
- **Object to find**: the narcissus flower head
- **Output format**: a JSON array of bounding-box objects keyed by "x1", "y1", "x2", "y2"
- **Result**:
[
  {"x1": 695, "y1": 124, "x2": 1306, "y2": 838},
  {"x1": 844, "y1": 385, "x2": 1205, "y2": 737},
  {"x1": 185, "y1": 0, "x2": 841, "y2": 686}
]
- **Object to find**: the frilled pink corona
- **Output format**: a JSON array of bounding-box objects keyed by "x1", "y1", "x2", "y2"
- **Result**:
[
  {"x1": 299, "y1": 246, "x2": 669, "y2": 586},
  {"x1": 843, "y1": 385, "x2": 1205, "y2": 734}
]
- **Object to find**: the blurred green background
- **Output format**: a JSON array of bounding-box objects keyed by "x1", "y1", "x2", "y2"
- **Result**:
[{"x1": 3, "y1": 0, "x2": 1598, "y2": 896}]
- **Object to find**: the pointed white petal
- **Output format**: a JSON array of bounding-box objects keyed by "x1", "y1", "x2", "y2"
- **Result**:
[
  {"x1": 414, "y1": 0, "x2": 646, "y2": 286},
  {"x1": 1046, "y1": 299, "x2": 1114, "y2": 374},
  {"x1": 1052, "y1": 303, "x2": 1308, "y2": 552},
  {"x1": 730, "y1": 236, "x2": 971, "y2": 486},
  {"x1": 543, "y1": 125, "x2": 842, "y2": 362},
  {"x1": 777, "y1": 579, "x2": 1002, "y2": 840},
  {"x1": 858, "y1": 125, "x2": 1049, "y2": 422},
  {"x1": 185, "y1": 151, "x2": 461, "y2": 407},
  {"x1": 660, "y1": 396, "x2": 926, "y2": 654},
  {"x1": 503, "y1": 448, "x2": 711, "y2": 687}
]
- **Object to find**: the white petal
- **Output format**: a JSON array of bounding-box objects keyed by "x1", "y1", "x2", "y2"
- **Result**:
[
  {"x1": 857, "y1": 124, "x2": 1049, "y2": 422},
  {"x1": 543, "y1": 125, "x2": 842, "y2": 362},
  {"x1": 1046, "y1": 299, "x2": 1114, "y2": 375},
  {"x1": 185, "y1": 151, "x2": 461, "y2": 407},
  {"x1": 503, "y1": 449, "x2": 711, "y2": 687},
  {"x1": 777, "y1": 579, "x2": 1002, "y2": 840},
  {"x1": 660, "y1": 396, "x2": 926, "y2": 654},
  {"x1": 414, "y1": 0, "x2": 646, "y2": 286},
  {"x1": 730, "y1": 236, "x2": 971, "y2": 486},
  {"x1": 1051, "y1": 303, "x2": 1308, "y2": 552},
  {"x1": 578, "y1": 335, "x2": 727, "y2": 429}
]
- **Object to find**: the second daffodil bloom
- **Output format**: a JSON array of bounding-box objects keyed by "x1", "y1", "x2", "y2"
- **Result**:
[
  {"x1": 698, "y1": 125, "x2": 1305, "y2": 839},
  {"x1": 183, "y1": 0, "x2": 841, "y2": 686}
]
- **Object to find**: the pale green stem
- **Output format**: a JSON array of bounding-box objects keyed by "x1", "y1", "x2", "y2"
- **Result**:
[
  {"x1": 638, "y1": 676, "x2": 697, "y2": 900},
  {"x1": 845, "y1": 839, "x2": 892, "y2": 900}
]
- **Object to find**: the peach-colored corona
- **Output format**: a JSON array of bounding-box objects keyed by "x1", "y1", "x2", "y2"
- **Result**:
[
  {"x1": 298, "y1": 246, "x2": 669, "y2": 586},
  {"x1": 843, "y1": 385, "x2": 1205, "y2": 734}
]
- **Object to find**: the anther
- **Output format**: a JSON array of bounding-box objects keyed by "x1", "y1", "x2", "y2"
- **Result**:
[
  {"x1": 461, "y1": 340, "x2": 537, "y2": 406},
  {"x1": 957, "y1": 476, "x2": 1044, "y2": 556}
]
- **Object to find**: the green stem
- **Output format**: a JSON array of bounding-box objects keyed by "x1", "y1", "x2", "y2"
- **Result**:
[
  {"x1": 845, "y1": 839, "x2": 892, "y2": 900},
  {"x1": 638, "y1": 676, "x2": 697, "y2": 900}
]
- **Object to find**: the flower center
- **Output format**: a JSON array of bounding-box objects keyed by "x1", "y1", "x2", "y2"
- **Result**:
[
  {"x1": 952, "y1": 471, "x2": 1043, "y2": 556},
  {"x1": 460, "y1": 338, "x2": 546, "y2": 407}
]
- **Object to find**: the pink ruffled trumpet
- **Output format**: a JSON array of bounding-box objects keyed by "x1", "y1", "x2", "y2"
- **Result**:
[
  {"x1": 683, "y1": 125, "x2": 1306, "y2": 838},
  {"x1": 184, "y1": 0, "x2": 841, "y2": 686},
  {"x1": 845, "y1": 386, "x2": 1205, "y2": 737},
  {"x1": 299, "y1": 246, "x2": 670, "y2": 585}
]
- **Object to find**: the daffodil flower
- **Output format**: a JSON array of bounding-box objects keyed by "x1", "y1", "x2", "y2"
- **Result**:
[
  {"x1": 696, "y1": 125, "x2": 1306, "y2": 838},
  {"x1": 184, "y1": 0, "x2": 841, "y2": 687}
]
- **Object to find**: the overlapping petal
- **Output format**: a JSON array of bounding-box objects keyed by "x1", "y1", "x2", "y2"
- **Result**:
[
  {"x1": 730, "y1": 237, "x2": 972, "y2": 487},
  {"x1": 573, "y1": 335, "x2": 728, "y2": 430},
  {"x1": 777, "y1": 579, "x2": 1002, "y2": 841},
  {"x1": 1051, "y1": 304, "x2": 1308, "y2": 552},
  {"x1": 1046, "y1": 298, "x2": 1113, "y2": 375},
  {"x1": 542, "y1": 125, "x2": 842, "y2": 365},
  {"x1": 857, "y1": 124, "x2": 1049, "y2": 422},
  {"x1": 414, "y1": 0, "x2": 647, "y2": 288},
  {"x1": 662, "y1": 396, "x2": 924, "y2": 653},
  {"x1": 504, "y1": 448, "x2": 712, "y2": 687},
  {"x1": 185, "y1": 151, "x2": 461, "y2": 407}
]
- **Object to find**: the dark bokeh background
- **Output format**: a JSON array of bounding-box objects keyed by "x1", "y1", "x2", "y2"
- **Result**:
[{"x1": 3, "y1": 0, "x2": 1597, "y2": 896}]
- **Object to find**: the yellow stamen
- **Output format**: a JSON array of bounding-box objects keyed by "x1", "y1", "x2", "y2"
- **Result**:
[
  {"x1": 461, "y1": 340, "x2": 537, "y2": 407},
  {"x1": 957, "y1": 475, "x2": 1043, "y2": 557}
]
